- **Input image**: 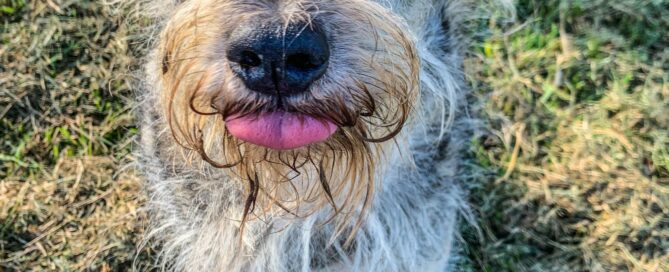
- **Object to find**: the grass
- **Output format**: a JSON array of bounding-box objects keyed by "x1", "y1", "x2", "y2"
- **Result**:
[
  {"x1": 0, "y1": 0, "x2": 151, "y2": 270},
  {"x1": 461, "y1": 0, "x2": 669, "y2": 271},
  {"x1": 1, "y1": 0, "x2": 668, "y2": 271}
]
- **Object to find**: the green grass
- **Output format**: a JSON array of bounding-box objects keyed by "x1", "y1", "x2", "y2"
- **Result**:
[
  {"x1": 0, "y1": 1, "x2": 150, "y2": 270},
  {"x1": 1, "y1": 0, "x2": 668, "y2": 271},
  {"x1": 461, "y1": 0, "x2": 669, "y2": 271}
]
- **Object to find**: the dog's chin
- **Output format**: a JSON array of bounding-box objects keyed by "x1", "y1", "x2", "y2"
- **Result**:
[{"x1": 224, "y1": 110, "x2": 338, "y2": 150}]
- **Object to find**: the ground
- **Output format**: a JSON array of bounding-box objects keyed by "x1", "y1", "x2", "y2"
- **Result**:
[{"x1": 1, "y1": 0, "x2": 668, "y2": 271}]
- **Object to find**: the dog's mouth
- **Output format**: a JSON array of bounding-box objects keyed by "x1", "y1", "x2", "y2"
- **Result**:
[{"x1": 224, "y1": 111, "x2": 338, "y2": 150}]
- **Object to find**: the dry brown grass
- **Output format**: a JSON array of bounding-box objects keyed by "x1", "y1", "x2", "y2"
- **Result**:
[
  {"x1": 1, "y1": 0, "x2": 153, "y2": 270},
  {"x1": 1, "y1": 158, "x2": 151, "y2": 270},
  {"x1": 461, "y1": 0, "x2": 669, "y2": 271}
]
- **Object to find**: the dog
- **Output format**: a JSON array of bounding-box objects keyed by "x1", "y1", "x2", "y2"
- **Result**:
[{"x1": 137, "y1": 0, "x2": 480, "y2": 270}]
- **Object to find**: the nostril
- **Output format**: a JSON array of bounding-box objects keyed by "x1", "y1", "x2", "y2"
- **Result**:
[
  {"x1": 238, "y1": 50, "x2": 262, "y2": 68},
  {"x1": 226, "y1": 21, "x2": 330, "y2": 95},
  {"x1": 286, "y1": 53, "x2": 324, "y2": 71}
]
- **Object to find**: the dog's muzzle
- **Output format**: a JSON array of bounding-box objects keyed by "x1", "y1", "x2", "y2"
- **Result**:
[{"x1": 223, "y1": 21, "x2": 336, "y2": 150}]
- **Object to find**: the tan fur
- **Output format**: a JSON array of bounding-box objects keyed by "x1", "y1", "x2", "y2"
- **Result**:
[
  {"x1": 133, "y1": 0, "x2": 515, "y2": 270},
  {"x1": 155, "y1": 0, "x2": 419, "y2": 242}
]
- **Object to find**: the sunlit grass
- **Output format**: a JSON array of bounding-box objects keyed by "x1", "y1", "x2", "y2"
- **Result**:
[
  {"x1": 0, "y1": 1, "x2": 149, "y2": 270},
  {"x1": 462, "y1": 0, "x2": 669, "y2": 271}
]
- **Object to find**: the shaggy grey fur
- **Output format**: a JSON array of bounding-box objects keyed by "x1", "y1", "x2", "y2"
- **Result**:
[{"x1": 135, "y1": 0, "x2": 498, "y2": 271}]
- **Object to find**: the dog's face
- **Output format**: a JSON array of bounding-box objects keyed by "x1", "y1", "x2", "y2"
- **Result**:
[{"x1": 156, "y1": 0, "x2": 418, "y2": 232}]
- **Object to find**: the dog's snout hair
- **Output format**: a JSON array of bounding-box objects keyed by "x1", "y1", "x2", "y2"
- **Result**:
[{"x1": 137, "y1": 0, "x2": 485, "y2": 271}]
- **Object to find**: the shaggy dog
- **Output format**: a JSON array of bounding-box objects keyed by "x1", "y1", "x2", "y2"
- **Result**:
[{"x1": 138, "y1": 0, "x2": 484, "y2": 270}]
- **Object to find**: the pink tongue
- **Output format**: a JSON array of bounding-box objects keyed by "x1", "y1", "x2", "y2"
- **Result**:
[{"x1": 225, "y1": 112, "x2": 337, "y2": 150}]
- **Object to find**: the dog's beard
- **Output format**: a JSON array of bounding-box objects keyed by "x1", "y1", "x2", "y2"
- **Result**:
[
  {"x1": 157, "y1": 0, "x2": 419, "y2": 241},
  {"x1": 170, "y1": 71, "x2": 412, "y2": 240}
]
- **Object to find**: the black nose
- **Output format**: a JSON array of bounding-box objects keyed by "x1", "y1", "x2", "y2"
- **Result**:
[{"x1": 226, "y1": 22, "x2": 330, "y2": 96}]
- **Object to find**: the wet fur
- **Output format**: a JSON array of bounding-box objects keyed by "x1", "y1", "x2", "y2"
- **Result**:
[{"x1": 137, "y1": 0, "x2": 480, "y2": 271}]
